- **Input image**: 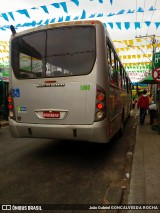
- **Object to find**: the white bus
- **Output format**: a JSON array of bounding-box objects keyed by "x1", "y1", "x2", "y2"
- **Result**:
[{"x1": 8, "y1": 20, "x2": 132, "y2": 143}]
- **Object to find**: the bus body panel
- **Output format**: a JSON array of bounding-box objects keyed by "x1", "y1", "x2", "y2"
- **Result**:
[
  {"x1": 9, "y1": 117, "x2": 109, "y2": 143},
  {"x1": 11, "y1": 80, "x2": 96, "y2": 125}
]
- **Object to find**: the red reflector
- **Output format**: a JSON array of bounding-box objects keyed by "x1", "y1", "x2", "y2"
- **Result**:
[
  {"x1": 44, "y1": 80, "x2": 56, "y2": 83},
  {"x1": 97, "y1": 103, "x2": 104, "y2": 109},
  {"x1": 91, "y1": 21, "x2": 95, "y2": 24},
  {"x1": 97, "y1": 94, "x2": 104, "y2": 101},
  {"x1": 8, "y1": 104, "x2": 13, "y2": 109}
]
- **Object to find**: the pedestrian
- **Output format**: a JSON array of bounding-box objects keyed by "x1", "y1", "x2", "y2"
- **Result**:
[
  {"x1": 149, "y1": 100, "x2": 157, "y2": 125},
  {"x1": 137, "y1": 90, "x2": 149, "y2": 124}
]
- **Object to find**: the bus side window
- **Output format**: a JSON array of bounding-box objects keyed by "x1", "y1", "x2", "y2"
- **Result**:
[
  {"x1": 122, "y1": 69, "x2": 126, "y2": 90},
  {"x1": 126, "y1": 76, "x2": 130, "y2": 93},
  {"x1": 117, "y1": 73, "x2": 122, "y2": 88},
  {"x1": 108, "y1": 46, "x2": 118, "y2": 86},
  {"x1": 106, "y1": 39, "x2": 111, "y2": 65},
  {"x1": 118, "y1": 64, "x2": 122, "y2": 89},
  {"x1": 109, "y1": 65, "x2": 114, "y2": 84},
  {"x1": 106, "y1": 37, "x2": 127, "y2": 89}
]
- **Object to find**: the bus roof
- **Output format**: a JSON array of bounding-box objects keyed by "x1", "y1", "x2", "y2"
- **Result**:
[{"x1": 10, "y1": 20, "x2": 104, "y2": 39}]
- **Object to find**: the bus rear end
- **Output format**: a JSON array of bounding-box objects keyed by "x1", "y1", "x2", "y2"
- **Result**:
[{"x1": 9, "y1": 21, "x2": 109, "y2": 143}]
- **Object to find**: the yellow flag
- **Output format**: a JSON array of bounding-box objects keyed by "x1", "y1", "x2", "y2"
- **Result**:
[
  {"x1": 136, "y1": 38, "x2": 142, "y2": 42},
  {"x1": 129, "y1": 40, "x2": 134, "y2": 46}
]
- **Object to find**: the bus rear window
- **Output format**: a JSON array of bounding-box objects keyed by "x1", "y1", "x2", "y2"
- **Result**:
[{"x1": 11, "y1": 26, "x2": 96, "y2": 79}]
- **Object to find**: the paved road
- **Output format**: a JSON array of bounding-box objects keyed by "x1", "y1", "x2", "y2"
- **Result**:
[{"x1": 0, "y1": 115, "x2": 136, "y2": 212}]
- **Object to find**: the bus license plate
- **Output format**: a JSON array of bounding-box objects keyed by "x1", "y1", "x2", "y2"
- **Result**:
[{"x1": 43, "y1": 111, "x2": 60, "y2": 118}]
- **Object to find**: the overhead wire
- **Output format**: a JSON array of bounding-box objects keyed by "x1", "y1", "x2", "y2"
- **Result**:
[
  {"x1": 140, "y1": 0, "x2": 147, "y2": 36},
  {"x1": 146, "y1": 0, "x2": 158, "y2": 36},
  {"x1": 135, "y1": 0, "x2": 138, "y2": 37}
]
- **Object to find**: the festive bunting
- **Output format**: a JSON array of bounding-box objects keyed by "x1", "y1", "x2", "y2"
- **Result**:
[
  {"x1": 1, "y1": 17, "x2": 160, "y2": 31},
  {"x1": 119, "y1": 54, "x2": 152, "y2": 60},
  {"x1": 51, "y1": 3, "x2": 60, "y2": 9},
  {"x1": 0, "y1": 2, "x2": 160, "y2": 25},
  {"x1": 0, "y1": 0, "x2": 159, "y2": 83},
  {"x1": 117, "y1": 9, "x2": 125, "y2": 15},
  {"x1": 97, "y1": 13, "x2": 103, "y2": 17},
  {"x1": 145, "y1": 21, "x2": 151, "y2": 27},
  {"x1": 1, "y1": 13, "x2": 9, "y2": 22},
  {"x1": 89, "y1": 13, "x2": 96, "y2": 18},
  {"x1": 114, "y1": 39, "x2": 160, "y2": 49},
  {"x1": 116, "y1": 22, "x2": 121, "y2": 30},
  {"x1": 44, "y1": 19, "x2": 50, "y2": 25},
  {"x1": 108, "y1": 23, "x2": 113, "y2": 29},
  {"x1": 16, "y1": 9, "x2": 30, "y2": 18},
  {"x1": 137, "y1": 7, "x2": 144, "y2": 12},
  {"x1": 81, "y1": 10, "x2": 86, "y2": 19},
  {"x1": 40, "y1": 6, "x2": 49, "y2": 14},
  {"x1": 31, "y1": 7, "x2": 38, "y2": 10},
  {"x1": 8, "y1": 12, "x2": 15, "y2": 21},
  {"x1": 155, "y1": 22, "x2": 160, "y2": 29},
  {"x1": 108, "y1": 13, "x2": 115, "y2": 17},
  {"x1": 58, "y1": 17, "x2": 64, "y2": 22},
  {"x1": 73, "y1": 16, "x2": 79, "y2": 20},
  {"x1": 60, "y1": 2, "x2": 68, "y2": 13},
  {"x1": 127, "y1": 9, "x2": 134, "y2": 14},
  {"x1": 49, "y1": 18, "x2": 55, "y2": 23},
  {"x1": 65, "y1": 16, "x2": 71, "y2": 21},
  {"x1": 37, "y1": 20, "x2": 43, "y2": 25},
  {"x1": 71, "y1": 0, "x2": 79, "y2": 6},
  {"x1": 124, "y1": 22, "x2": 130, "y2": 29},
  {"x1": 134, "y1": 22, "x2": 141, "y2": 29}
]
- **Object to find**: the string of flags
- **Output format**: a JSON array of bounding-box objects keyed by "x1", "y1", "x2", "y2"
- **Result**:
[
  {"x1": 1, "y1": 18, "x2": 160, "y2": 31},
  {"x1": 0, "y1": 1, "x2": 160, "y2": 31},
  {"x1": 0, "y1": 0, "x2": 159, "y2": 82},
  {"x1": 0, "y1": 1, "x2": 158, "y2": 21}
]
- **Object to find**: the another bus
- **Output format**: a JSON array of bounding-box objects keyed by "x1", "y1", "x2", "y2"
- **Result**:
[{"x1": 8, "y1": 20, "x2": 132, "y2": 143}]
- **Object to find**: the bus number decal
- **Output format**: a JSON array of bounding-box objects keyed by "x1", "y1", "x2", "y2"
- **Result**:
[{"x1": 80, "y1": 85, "x2": 90, "y2": 91}]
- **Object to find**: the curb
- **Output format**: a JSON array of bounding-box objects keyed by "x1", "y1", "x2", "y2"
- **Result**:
[{"x1": 0, "y1": 121, "x2": 9, "y2": 127}]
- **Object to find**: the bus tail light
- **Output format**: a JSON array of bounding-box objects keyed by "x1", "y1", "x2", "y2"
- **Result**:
[
  {"x1": 97, "y1": 94, "x2": 105, "y2": 101},
  {"x1": 94, "y1": 85, "x2": 106, "y2": 121},
  {"x1": 8, "y1": 94, "x2": 15, "y2": 118},
  {"x1": 96, "y1": 103, "x2": 104, "y2": 109},
  {"x1": 8, "y1": 96, "x2": 12, "y2": 102},
  {"x1": 8, "y1": 104, "x2": 13, "y2": 109}
]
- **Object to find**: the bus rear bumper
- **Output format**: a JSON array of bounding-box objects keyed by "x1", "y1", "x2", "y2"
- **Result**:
[{"x1": 9, "y1": 118, "x2": 110, "y2": 143}]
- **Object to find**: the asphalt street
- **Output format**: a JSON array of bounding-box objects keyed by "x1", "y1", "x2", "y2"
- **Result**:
[{"x1": 0, "y1": 115, "x2": 137, "y2": 213}]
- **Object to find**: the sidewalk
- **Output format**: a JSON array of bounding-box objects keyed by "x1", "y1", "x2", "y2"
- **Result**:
[{"x1": 128, "y1": 113, "x2": 160, "y2": 209}]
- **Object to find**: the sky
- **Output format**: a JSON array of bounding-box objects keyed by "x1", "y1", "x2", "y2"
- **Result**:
[
  {"x1": 0, "y1": 0, "x2": 160, "y2": 82},
  {"x1": 0, "y1": 0, "x2": 160, "y2": 40}
]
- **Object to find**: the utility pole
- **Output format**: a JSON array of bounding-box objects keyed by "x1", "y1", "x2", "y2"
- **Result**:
[{"x1": 135, "y1": 35, "x2": 157, "y2": 95}]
